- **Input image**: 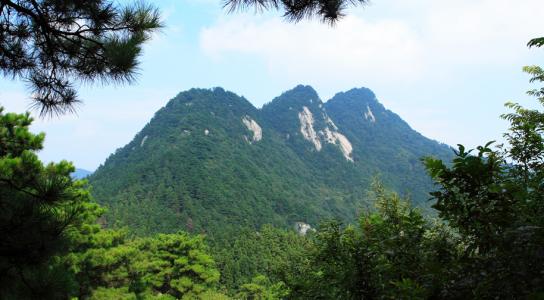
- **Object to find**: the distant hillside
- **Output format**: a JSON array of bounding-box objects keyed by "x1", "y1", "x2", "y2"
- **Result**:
[
  {"x1": 88, "y1": 86, "x2": 452, "y2": 236},
  {"x1": 72, "y1": 168, "x2": 92, "y2": 179}
]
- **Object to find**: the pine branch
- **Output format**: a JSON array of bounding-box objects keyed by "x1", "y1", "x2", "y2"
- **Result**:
[{"x1": 0, "y1": 0, "x2": 162, "y2": 115}]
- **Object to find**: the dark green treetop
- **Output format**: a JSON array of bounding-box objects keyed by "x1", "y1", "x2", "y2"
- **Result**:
[{"x1": 67, "y1": 229, "x2": 224, "y2": 299}]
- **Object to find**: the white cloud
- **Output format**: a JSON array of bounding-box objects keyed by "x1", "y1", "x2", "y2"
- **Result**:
[
  {"x1": 199, "y1": 0, "x2": 544, "y2": 91},
  {"x1": 421, "y1": 0, "x2": 543, "y2": 64},
  {"x1": 201, "y1": 15, "x2": 424, "y2": 85}
]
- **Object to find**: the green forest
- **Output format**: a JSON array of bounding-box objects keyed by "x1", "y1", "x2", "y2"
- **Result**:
[
  {"x1": 1, "y1": 0, "x2": 544, "y2": 299},
  {"x1": 87, "y1": 85, "x2": 452, "y2": 238}
]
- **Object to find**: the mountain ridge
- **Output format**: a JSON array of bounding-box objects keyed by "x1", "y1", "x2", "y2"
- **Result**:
[{"x1": 89, "y1": 85, "x2": 452, "y2": 236}]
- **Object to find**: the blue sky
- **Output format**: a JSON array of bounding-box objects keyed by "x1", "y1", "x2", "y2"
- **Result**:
[{"x1": 0, "y1": 0, "x2": 543, "y2": 171}]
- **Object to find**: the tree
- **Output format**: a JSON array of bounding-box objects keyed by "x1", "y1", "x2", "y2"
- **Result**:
[
  {"x1": 0, "y1": 107, "x2": 103, "y2": 298},
  {"x1": 423, "y1": 45, "x2": 544, "y2": 298},
  {"x1": 0, "y1": 109, "x2": 225, "y2": 298},
  {"x1": 289, "y1": 181, "x2": 458, "y2": 299},
  {"x1": 224, "y1": 0, "x2": 369, "y2": 24},
  {"x1": 211, "y1": 224, "x2": 311, "y2": 294},
  {"x1": 236, "y1": 275, "x2": 288, "y2": 300},
  {"x1": 67, "y1": 229, "x2": 224, "y2": 299},
  {"x1": 0, "y1": 0, "x2": 161, "y2": 115},
  {"x1": 282, "y1": 38, "x2": 544, "y2": 300}
]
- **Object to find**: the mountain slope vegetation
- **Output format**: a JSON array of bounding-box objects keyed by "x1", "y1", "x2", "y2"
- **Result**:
[{"x1": 89, "y1": 86, "x2": 452, "y2": 237}]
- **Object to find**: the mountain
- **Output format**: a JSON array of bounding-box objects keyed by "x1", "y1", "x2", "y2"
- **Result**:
[
  {"x1": 88, "y1": 86, "x2": 452, "y2": 237},
  {"x1": 325, "y1": 88, "x2": 451, "y2": 199},
  {"x1": 72, "y1": 168, "x2": 92, "y2": 179}
]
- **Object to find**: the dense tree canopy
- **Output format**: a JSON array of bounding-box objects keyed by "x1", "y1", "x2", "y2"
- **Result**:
[
  {"x1": 2, "y1": 64, "x2": 544, "y2": 297},
  {"x1": 270, "y1": 40, "x2": 544, "y2": 299},
  {"x1": 0, "y1": 0, "x2": 161, "y2": 115},
  {"x1": 67, "y1": 229, "x2": 224, "y2": 299},
  {"x1": 283, "y1": 182, "x2": 458, "y2": 299}
]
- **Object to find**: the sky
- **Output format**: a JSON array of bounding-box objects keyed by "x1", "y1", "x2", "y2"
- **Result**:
[{"x1": 0, "y1": 0, "x2": 543, "y2": 171}]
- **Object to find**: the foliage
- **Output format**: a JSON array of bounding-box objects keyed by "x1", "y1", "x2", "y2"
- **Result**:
[
  {"x1": 224, "y1": 0, "x2": 368, "y2": 24},
  {"x1": 423, "y1": 64, "x2": 544, "y2": 298},
  {"x1": 67, "y1": 229, "x2": 224, "y2": 299},
  {"x1": 0, "y1": 107, "x2": 103, "y2": 299},
  {"x1": 287, "y1": 182, "x2": 459, "y2": 299},
  {"x1": 210, "y1": 224, "x2": 311, "y2": 294},
  {"x1": 0, "y1": 0, "x2": 161, "y2": 115},
  {"x1": 275, "y1": 78, "x2": 544, "y2": 298},
  {"x1": 0, "y1": 108, "x2": 228, "y2": 299},
  {"x1": 323, "y1": 87, "x2": 452, "y2": 208},
  {"x1": 528, "y1": 37, "x2": 544, "y2": 48},
  {"x1": 5, "y1": 20, "x2": 544, "y2": 300},
  {"x1": 424, "y1": 142, "x2": 514, "y2": 253},
  {"x1": 236, "y1": 275, "x2": 289, "y2": 300},
  {"x1": 4, "y1": 66, "x2": 544, "y2": 298}
]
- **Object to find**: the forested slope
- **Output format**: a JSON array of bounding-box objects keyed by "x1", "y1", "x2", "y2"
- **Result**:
[{"x1": 89, "y1": 86, "x2": 452, "y2": 236}]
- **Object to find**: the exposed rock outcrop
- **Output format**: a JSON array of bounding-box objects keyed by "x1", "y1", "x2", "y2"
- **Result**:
[
  {"x1": 140, "y1": 135, "x2": 148, "y2": 147},
  {"x1": 298, "y1": 106, "x2": 322, "y2": 150},
  {"x1": 364, "y1": 105, "x2": 376, "y2": 123},
  {"x1": 298, "y1": 106, "x2": 353, "y2": 161},
  {"x1": 242, "y1": 116, "x2": 262, "y2": 143},
  {"x1": 294, "y1": 222, "x2": 313, "y2": 236}
]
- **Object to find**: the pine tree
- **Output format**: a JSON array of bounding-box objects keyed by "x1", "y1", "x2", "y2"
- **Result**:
[
  {"x1": 0, "y1": 107, "x2": 102, "y2": 298},
  {"x1": 0, "y1": 0, "x2": 161, "y2": 115}
]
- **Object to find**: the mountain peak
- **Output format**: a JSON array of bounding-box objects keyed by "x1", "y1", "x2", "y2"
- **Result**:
[
  {"x1": 290, "y1": 84, "x2": 318, "y2": 95},
  {"x1": 324, "y1": 87, "x2": 383, "y2": 125},
  {"x1": 159, "y1": 87, "x2": 257, "y2": 120},
  {"x1": 265, "y1": 85, "x2": 321, "y2": 109},
  {"x1": 328, "y1": 87, "x2": 377, "y2": 105},
  {"x1": 89, "y1": 85, "x2": 453, "y2": 238},
  {"x1": 345, "y1": 87, "x2": 376, "y2": 98}
]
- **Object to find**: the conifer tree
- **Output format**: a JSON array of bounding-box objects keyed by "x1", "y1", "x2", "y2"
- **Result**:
[
  {"x1": 0, "y1": 107, "x2": 102, "y2": 298},
  {"x1": 0, "y1": 0, "x2": 161, "y2": 115}
]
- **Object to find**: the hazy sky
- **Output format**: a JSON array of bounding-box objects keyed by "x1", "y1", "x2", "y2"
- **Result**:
[{"x1": 1, "y1": 0, "x2": 543, "y2": 171}]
